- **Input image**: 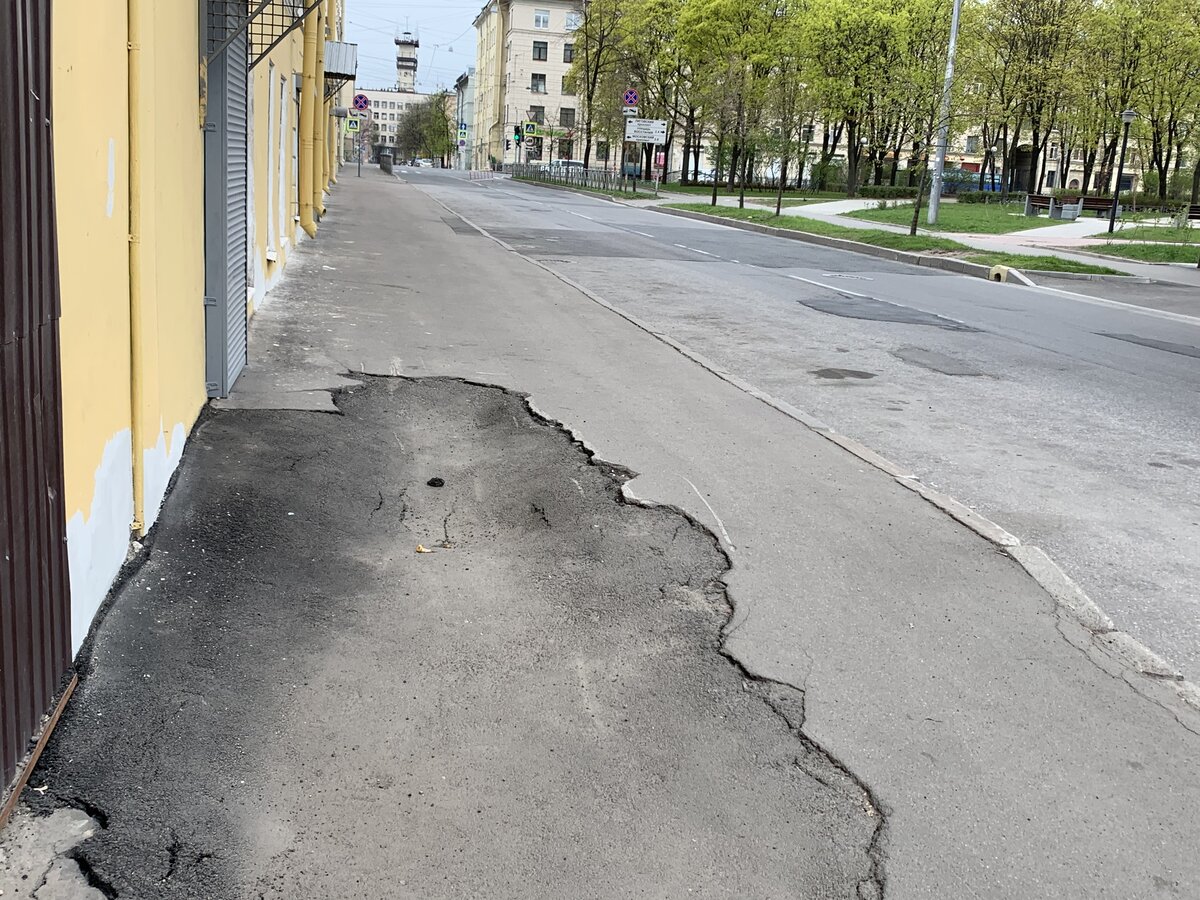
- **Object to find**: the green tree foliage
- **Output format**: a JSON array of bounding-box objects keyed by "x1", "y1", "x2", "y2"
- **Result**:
[{"x1": 568, "y1": 0, "x2": 1200, "y2": 199}]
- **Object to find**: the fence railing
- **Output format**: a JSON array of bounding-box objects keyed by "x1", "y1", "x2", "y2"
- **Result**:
[{"x1": 504, "y1": 163, "x2": 658, "y2": 196}]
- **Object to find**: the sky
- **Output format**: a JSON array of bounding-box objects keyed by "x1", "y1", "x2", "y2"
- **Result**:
[{"x1": 346, "y1": 1, "x2": 481, "y2": 93}]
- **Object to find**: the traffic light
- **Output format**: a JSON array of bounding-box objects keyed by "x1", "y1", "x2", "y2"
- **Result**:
[
  {"x1": 505, "y1": 138, "x2": 511, "y2": 150},
  {"x1": 514, "y1": 126, "x2": 524, "y2": 144}
]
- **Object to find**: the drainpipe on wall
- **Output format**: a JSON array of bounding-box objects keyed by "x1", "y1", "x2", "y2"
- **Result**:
[
  {"x1": 127, "y1": 0, "x2": 158, "y2": 536},
  {"x1": 312, "y1": 2, "x2": 327, "y2": 217},
  {"x1": 298, "y1": 7, "x2": 318, "y2": 237}
]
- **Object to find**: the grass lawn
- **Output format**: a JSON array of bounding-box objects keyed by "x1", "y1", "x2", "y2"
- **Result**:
[
  {"x1": 848, "y1": 202, "x2": 1059, "y2": 234},
  {"x1": 1099, "y1": 225, "x2": 1199, "y2": 243},
  {"x1": 665, "y1": 203, "x2": 1125, "y2": 275},
  {"x1": 1090, "y1": 242, "x2": 1200, "y2": 264},
  {"x1": 963, "y1": 252, "x2": 1124, "y2": 275}
]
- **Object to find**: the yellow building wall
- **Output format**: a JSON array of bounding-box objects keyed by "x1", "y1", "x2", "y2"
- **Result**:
[
  {"x1": 53, "y1": 0, "x2": 206, "y2": 653},
  {"x1": 142, "y1": 0, "x2": 207, "y2": 526},
  {"x1": 54, "y1": 2, "x2": 345, "y2": 654},
  {"x1": 250, "y1": 32, "x2": 305, "y2": 314},
  {"x1": 53, "y1": 0, "x2": 136, "y2": 652}
]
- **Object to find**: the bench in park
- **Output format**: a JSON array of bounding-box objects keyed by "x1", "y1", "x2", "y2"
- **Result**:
[
  {"x1": 1026, "y1": 194, "x2": 1122, "y2": 220},
  {"x1": 1188, "y1": 204, "x2": 1200, "y2": 220}
]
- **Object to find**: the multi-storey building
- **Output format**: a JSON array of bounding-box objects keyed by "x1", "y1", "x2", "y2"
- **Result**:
[
  {"x1": 357, "y1": 86, "x2": 435, "y2": 159},
  {"x1": 473, "y1": 0, "x2": 584, "y2": 167},
  {"x1": 455, "y1": 69, "x2": 477, "y2": 170}
]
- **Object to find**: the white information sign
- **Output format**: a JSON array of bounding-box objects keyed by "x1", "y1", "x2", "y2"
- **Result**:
[{"x1": 624, "y1": 118, "x2": 667, "y2": 144}]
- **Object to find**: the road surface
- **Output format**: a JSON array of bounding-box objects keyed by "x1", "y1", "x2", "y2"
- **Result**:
[{"x1": 414, "y1": 169, "x2": 1200, "y2": 684}]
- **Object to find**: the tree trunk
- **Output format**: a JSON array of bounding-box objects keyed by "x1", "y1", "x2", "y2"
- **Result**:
[
  {"x1": 1191, "y1": 156, "x2": 1200, "y2": 204},
  {"x1": 775, "y1": 155, "x2": 789, "y2": 216},
  {"x1": 711, "y1": 133, "x2": 724, "y2": 206},
  {"x1": 738, "y1": 145, "x2": 750, "y2": 208}
]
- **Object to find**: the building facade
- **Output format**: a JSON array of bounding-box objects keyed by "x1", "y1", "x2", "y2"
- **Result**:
[
  {"x1": 356, "y1": 86, "x2": 435, "y2": 159},
  {"x1": 455, "y1": 69, "x2": 476, "y2": 170},
  {"x1": 473, "y1": 0, "x2": 584, "y2": 168},
  {"x1": 1, "y1": 0, "x2": 353, "y2": 795}
]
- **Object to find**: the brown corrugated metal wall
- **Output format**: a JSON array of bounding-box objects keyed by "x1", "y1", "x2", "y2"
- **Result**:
[{"x1": 0, "y1": 0, "x2": 73, "y2": 791}]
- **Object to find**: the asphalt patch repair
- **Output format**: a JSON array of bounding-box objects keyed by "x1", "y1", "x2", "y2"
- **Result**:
[{"x1": 1, "y1": 377, "x2": 881, "y2": 899}]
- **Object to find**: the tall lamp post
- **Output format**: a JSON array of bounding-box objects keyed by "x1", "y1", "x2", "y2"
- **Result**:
[
  {"x1": 1108, "y1": 108, "x2": 1137, "y2": 234},
  {"x1": 989, "y1": 145, "x2": 998, "y2": 191},
  {"x1": 928, "y1": 0, "x2": 964, "y2": 224}
]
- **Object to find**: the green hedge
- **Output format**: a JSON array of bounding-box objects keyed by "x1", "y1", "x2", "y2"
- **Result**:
[
  {"x1": 957, "y1": 190, "x2": 1028, "y2": 204},
  {"x1": 858, "y1": 185, "x2": 919, "y2": 199}
]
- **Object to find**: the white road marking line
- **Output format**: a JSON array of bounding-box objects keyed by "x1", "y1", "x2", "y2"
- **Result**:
[
  {"x1": 568, "y1": 211, "x2": 594, "y2": 221},
  {"x1": 674, "y1": 244, "x2": 720, "y2": 258},
  {"x1": 678, "y1": 475, "x2": 735, "y2": 552},
  {"x1": 630, "y1": 230, "x2": 653, "y2": 237},
  {"x1": 786, "y1": 273, "x2": 870, "y2": 298}
]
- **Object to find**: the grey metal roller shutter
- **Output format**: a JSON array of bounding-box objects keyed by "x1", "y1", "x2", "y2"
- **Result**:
[{"x1": 203, "y1": 26, "x2": 249, "y2": 398}]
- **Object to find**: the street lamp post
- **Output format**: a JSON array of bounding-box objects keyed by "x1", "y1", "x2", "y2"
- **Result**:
[
  {"x1": 1108, "y1": 108, "x2": 1137, "y2": 234},
  {"x1": 928, "y1": 0, "x2": 964, "y2": 224},
  {"x1": 856, "y1": 136, "x2": 868, "y2": 194}
]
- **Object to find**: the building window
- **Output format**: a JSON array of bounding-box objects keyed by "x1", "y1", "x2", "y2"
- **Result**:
[
  {"x1": 529, "y1": 106, "x2": 545, "y2": 124},
  {"x1": 801, "y1": 123, "x2": 814, "y2": 142},
  {"x1": 530, "y1": 73, "x2": 547, "y2": 93},
  {"x1": 597, "y1": 141, "x2": 609, "y2": 162},
  {"x1": 558, "y1": 138, "x2": 573, "y2": 159},
  {"x1": 559, "y1": 108, "x2": 575, "y2": 128},
  {"x1": 534, "y1": 9, "x2": 550, "y2": 28},
  {"x1": 965, "y1": 134, "x2": 980, "y2": 154},
  {"x1": 562, "y1": 75, "x2": 575, "y2": 95},
  {"x1": 1046, "y1": 170, "x2": 1057, "y2": 188},
  {"x1": 563, "y1": 43, "x2": 574, "y2": 63},
  {"x1": 533, "y1": 40, "x2": 548, "y2": 61},
  {"x1": 565, "y1": 11, "x2": 581, "y2": 30},
  {"x1": 1049, "y1": 143, "x2": 1058, "y2": 160}
]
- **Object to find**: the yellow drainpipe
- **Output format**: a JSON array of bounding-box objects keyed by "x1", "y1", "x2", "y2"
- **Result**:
[
  {"x1": 312, "y1": 2, "x2": 327, "y2": 217},
  {"x1": 127, "y1": 0, "x2": 160, "y2": 535},
  {"x1": 324, "y1": 0, "x2": 337, "y2": 187},
  {"x1": 298, "y1": 8, "x2": 318, "y2": 236}
]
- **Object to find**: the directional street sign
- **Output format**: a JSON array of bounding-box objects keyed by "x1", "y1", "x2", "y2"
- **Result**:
[
  {"x1": 353, "y1": 93, "x2": 370, "y2": 111},
  {"x1": 623, "y1": 88, "x2": 639, "y2": 106},
  {"x1": 624, "y1": 118, "x2": 667, "y2": 144}
]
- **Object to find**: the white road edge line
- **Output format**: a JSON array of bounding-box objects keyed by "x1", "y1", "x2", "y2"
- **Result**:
[
  {"x1": 417, "y1": 185, "x2": 1200, "y2": 720},
  {"x1": 787, "y1": 273, "x2": 871, "y2": 299}
]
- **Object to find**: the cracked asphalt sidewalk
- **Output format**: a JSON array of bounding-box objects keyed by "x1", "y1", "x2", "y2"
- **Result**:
[{"x1": 3, "y1": 169, "x2": 1199, "y2": 898}]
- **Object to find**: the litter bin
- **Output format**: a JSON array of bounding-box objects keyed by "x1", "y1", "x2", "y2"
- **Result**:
[{"x1": 379, "y1": 151, "x2": 394, "y2": 174}]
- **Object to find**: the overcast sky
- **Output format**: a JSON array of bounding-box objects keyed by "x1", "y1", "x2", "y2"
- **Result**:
[{"x1": 346, "y1": 1, "x2": 481, "y2": 93}]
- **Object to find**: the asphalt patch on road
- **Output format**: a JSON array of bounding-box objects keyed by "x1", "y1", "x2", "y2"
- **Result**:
[
  {"x1": 797, "y1": 293, "x2": 979, "y2": 331},
  {"x1": 1097, "y1": 332, "x2": 1200, "y2": 359},
  {"x1": 3, "y1": 378, "x2": 881, "y2": 899}
]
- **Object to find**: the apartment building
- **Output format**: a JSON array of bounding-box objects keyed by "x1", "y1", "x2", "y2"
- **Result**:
[
  {"x1": 455, "y1": 69, "x2": 477, "y2": 170},
  {"x1": 357, "y1": 86, "x2": 434, "y2": 157},
  {"x1": 473, "y1": 0, "x2": 584, "y2": 167}
]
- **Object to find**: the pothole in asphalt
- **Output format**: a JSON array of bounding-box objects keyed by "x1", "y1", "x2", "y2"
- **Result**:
[
  {"x1": 892, "y1": 346, "x2": 985, "y2": 376},
  {"x1": 810, "y1": 368, "x2": 878, "y2": 380}
]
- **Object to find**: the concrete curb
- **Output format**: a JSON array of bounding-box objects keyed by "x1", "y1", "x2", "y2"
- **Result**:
[
  {"x1": 1024, "y1": 269, "x2": 1152, "y2": 284},
  {"x1": 651, "y1": 206, "x2": 997, "y2": 280},
  {"x1": 418, "y1": 185, "x2": 1200, "y2": 719}
]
